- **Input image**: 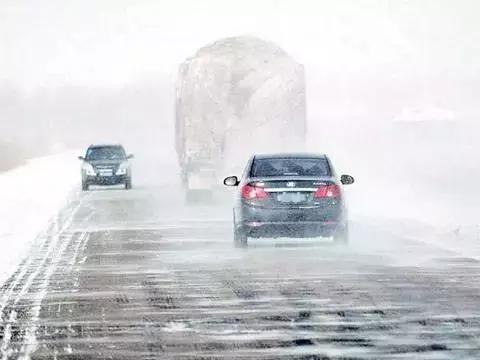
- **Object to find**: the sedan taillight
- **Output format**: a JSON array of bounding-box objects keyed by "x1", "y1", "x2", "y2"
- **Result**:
[
  {"x1": 241, "y1": 184, "x2": 269, "y2": 200},
  {"x1": 314, "y1": 184, "x2": 341, "y2": 199}
]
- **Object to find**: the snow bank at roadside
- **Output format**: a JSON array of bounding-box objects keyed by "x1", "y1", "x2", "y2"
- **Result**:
[
  {"x1": 347, "y1": 177, "x2": 480, "y2": 259},
  {"x1": 0, "y1": 151, "x2": 79, "y2": 286}
]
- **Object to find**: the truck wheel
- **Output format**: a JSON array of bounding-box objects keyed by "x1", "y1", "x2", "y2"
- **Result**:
[
  {"x1": 234, "y1": 225, "x2": 248, "y2": 248},
  {"x1": 82, "y1": 182, "x2": 89, "y2": 191},
  {"x1": 125, "y1": 178, "x2": 132, "y2": 190},
  {"x1": 333, "y1": 224, "x2": 349, "y2": 245}
]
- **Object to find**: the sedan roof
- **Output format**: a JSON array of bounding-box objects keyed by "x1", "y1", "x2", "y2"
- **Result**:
[
  {"x1": 88, "y1": 144, "x2": 124, "y2": 149},
  {"x1": 253, "y1": 153, "x2": 328, "y2": 160}
]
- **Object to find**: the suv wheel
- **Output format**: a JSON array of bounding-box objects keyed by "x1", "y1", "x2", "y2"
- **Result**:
[
  {"x1": 82, "y1": 182, "x2": 89, "y2": 191},
  {"x1": 125, "y1": 178, "x2": 132, "y2": 190}
]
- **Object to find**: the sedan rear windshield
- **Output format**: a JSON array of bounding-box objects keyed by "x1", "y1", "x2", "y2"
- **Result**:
[
  {"x1": 86, "y1": 146, "x2": 126, "y2": 161},
  {"x1": 251, "y1": 158, "x2": 331, "y2": 177}
]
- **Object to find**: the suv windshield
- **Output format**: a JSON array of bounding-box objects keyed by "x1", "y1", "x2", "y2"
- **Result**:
[
  {"x1": 251, "y1": 158, "x2": 331, "y2": 177},
  {"x1": 86, "y1": 146, "x2": 126, "y2": 161}
]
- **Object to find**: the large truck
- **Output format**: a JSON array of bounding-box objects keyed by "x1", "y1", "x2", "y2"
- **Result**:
[{"x1": 175, "y1": 36, "x2": 306, "y2": 200}]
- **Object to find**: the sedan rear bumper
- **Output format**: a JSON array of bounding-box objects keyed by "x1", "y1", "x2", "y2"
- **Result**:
[
  {"x1": 237, "y1": 202, "x2": 346, "y2": 238},
  {"x1": 239, "y1": 202, "x2": 344, "y2": 222},
  {"x1": 242, "y1": 221, "x2": 341, "y2": 238}
]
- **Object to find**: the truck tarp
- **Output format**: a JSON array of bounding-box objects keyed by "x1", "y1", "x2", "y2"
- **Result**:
[{"x1": 176, "y1": 36, "x2": 306, "y2": 188}]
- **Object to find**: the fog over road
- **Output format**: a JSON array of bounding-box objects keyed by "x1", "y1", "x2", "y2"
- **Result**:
[{"x1": 1, "y1": 184, "x2": 480, "y2": 359}]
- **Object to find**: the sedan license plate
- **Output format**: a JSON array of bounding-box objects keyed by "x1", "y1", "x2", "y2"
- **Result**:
[{"x1": 277, "y1": 192, "x2": 307, "y2": 203}]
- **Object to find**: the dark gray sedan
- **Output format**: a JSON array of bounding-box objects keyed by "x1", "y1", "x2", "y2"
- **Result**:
[{"x1": 224, "y1": 153, "x2": 354, "y2": 246}]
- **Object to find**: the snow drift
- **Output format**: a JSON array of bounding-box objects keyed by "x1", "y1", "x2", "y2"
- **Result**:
[{"x1": 0, "y1": 152, "x2": 79, "y2": 287}]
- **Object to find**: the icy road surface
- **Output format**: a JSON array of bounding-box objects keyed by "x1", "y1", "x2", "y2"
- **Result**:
[{"x1": 1, "y1": 185, "x2": 480, "y2": 359}]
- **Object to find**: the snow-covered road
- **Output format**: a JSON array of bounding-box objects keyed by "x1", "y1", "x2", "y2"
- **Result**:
[
  {"x1": 1, "y1": 182, "x2": 480, "y2": 359},
  {"x1": 0, "y1": 152, "x2": 80, "y2": 288}
]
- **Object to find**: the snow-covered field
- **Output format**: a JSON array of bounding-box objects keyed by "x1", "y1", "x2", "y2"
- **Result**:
[
  {"x1": 348, "y1": 180, "x2": 480, "y2": 260},
  {"x1": 0, "y1": 151, "x2": 79, "y2": 287}
]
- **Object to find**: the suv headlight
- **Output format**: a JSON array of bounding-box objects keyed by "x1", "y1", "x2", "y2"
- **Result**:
[
  {"x1": 83, "y1": 163, "x2": 96, "y2": 176},
  {"x1": 116, "y1": 162, "x2": 129, "y2": 175}
]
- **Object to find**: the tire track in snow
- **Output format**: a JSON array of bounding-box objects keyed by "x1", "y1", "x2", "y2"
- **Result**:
[{"x1": 0, "y1": 201, "x2": 81, "y2": 359}]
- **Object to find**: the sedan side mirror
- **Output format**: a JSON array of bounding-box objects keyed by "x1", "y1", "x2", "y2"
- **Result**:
[
  {"x1": 127, "y1": 154, "x2": 134, "y2": 159},
  {"x1": 224, "y1": 176, "x2": 239, "y2": 187},
  {"x1": 78, "y1": 156, "x2": 85, "y2": 161},
  {"x1": 340, "y1": 174, "x2": 355, "y2": 185}
]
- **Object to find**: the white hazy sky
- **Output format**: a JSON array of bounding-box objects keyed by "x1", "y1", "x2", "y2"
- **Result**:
[{"x1": 0, "y1": 0, "x2": 479, "y2": 90}]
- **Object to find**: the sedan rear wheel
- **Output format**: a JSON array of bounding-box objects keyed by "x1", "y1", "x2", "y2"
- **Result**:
[
  {"x1": 333, "y1": 224, "x2": 349, "y2": 245},
  {"x1": 234, "y1": 224, "x2": 248, "y2": 248}
]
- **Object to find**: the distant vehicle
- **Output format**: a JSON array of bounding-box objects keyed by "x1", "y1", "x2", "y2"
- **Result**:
[
  {"x1": 78, "y1": 144, "x2": 133, "y2": 191},
  {"x1": 224, "y1": 153, "x2": 354, "y2": 247}
]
